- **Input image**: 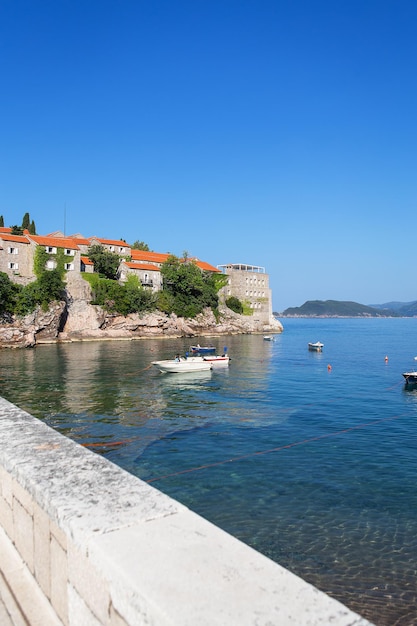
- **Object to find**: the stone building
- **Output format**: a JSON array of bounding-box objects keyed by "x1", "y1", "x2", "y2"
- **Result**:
[{"x1": 217, "y1": 263, "x2": 274, "y2": 325}]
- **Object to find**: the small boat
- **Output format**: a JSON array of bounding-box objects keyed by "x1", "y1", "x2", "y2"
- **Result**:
[
  {"x1": 186, "y1": 355, "x2": 230, "y2": 367},
  {"x1": 190, "y1": 344, "x2": 216, "y2": 354},
  {"x1": 203, "y1": 355, "x2": 230, "y2": 367},
  {"x1": 263, "y1": 335, "x2": 274, "y2": 341},
  {"x1": 308, "y1": 341, "x2": 324, "y2": 351},
  {"x1": 152, "y1": 357, "x2": 213, "y2": 373},
  {"x1": 402, "y1": 371, "x2": 417, "y2": 385}
]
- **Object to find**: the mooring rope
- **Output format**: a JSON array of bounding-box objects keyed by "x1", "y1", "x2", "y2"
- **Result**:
[{"x1": 145, "y1": 413, "x2": 404, "y2": 483}]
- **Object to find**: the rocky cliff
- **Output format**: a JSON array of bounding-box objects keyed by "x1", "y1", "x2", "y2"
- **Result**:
[{"x1": 0, "y1": 273, "x2": 283, "y2": 348}]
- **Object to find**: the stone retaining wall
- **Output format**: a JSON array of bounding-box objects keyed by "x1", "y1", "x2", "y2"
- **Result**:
[{"x1": 0, "y1": 397, "x2": 373, "y2": 625}]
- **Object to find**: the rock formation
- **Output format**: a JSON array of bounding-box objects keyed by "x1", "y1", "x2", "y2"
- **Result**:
[{"x1": 0, "y1": 273, "x2": 283, "y2": 348}]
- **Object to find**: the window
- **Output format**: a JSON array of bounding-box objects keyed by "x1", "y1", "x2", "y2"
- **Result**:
[
  {"x1": 46, "y1": 260, "x2": 56, "y2": 269},
  {"x1": 7, "y1": 247, "x2": 18, "y2": 254},
  {"x1": 8, "y1": 262, "x2": 18, "y2": 270},
  {"x1": 109, "y1": 245, "x2": 115, "y2": 252},
  {"x1": 65, "y1": 249, "x2": 73, "y2": 256},
  {"x1": 64, "y1": 263, "x2": 74, "y2": 271},
  {"x1": 119, "y1": 247, "x2": 125, "y2": 253},
  {"x1": 46, "y1": 246, "x2": 57, "y2": 254}
]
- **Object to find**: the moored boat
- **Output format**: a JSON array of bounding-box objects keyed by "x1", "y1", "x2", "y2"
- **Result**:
[
  {"x1": 308, "y1": 341, "x2": 324, "y2": 351},
  {"x1": 402, "y1": 371, "x2": 417, "y2": 385},
  {"x1": 152, "y1": 357, "x2": 213, "y2": 373},
  {"x1": 186, "y1": 355, "x2": 230, "y2": 367},
  {"x1": 190, "y1": 344, "x2": 216, "y2": 354}
]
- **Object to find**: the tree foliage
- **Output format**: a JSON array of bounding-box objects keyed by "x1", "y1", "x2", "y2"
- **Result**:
[
  {"x1": 225, "y1": 296, "x2": 243, "y2": 314},
  {"x1": 131, "y1": 240, "x2": 150, "y2": 251},
  {"x1": 160, "y1": 255, "x2": 219, "y2": 318},
  {"x1": 87, "y1": 244, "x2": 120, "y2": 279},
  {"x1": 0, "y1": 272, "x2": 20, "y2": 315},
  {"x1": 0, "y1": 215, "x2": 4, "y2": 227},
  {"x1": 89, "y1": 275, "x2": 156, "y2": 315},
  {"x1": 22, "y1": 212, "x2": 30, "y2": 230}
]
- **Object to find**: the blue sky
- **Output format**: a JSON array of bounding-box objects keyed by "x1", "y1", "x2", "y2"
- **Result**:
[{"x1": 1, "y1": 0, "x2": 416, "y2": 312}]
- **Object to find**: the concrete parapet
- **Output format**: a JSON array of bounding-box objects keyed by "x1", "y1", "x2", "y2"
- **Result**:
[{"x1": 0, "y1": 397, "x2": 374, "y2": 625}]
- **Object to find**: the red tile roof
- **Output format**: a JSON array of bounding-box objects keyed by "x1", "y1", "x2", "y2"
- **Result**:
[
  {"x1": 28, "y1": 235, "x2": 80, "y2": 250},
  {"x1": 130, "y1": 250, "x2": 171, "y2": 263},
  {"x1": 0, "y1": 233, "x2": 30, "y2": 244},
  {"x1": 123, "y1": 262, "x2": 160, "y2": 271},
  {"x1": 90, "y1": 237, "x2": 130, "y2": 247},
  {"x1": 80, "y1": 256, "x2": 94, "y2": 265},
  {"x1": 194, "y1": 260, "x2": 221, "y2": 272}
]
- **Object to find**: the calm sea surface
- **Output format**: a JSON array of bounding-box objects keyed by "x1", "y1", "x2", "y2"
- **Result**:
[{"x1": 1, "y1": 318, "x2": 417, "y2": 625}]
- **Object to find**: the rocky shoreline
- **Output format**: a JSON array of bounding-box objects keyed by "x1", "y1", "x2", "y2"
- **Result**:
[{"x1": 0, "y1": 275, "x2": 283, "y2": 348}]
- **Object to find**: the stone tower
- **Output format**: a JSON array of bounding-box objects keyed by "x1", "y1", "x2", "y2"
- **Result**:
[{"x1": 217, "y1": 263, "x2": 276, "y2": 326}]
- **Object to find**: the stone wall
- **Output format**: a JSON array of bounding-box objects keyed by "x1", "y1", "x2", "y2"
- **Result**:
[{"x1": 0, "y1": 397, "x2": 373, "y2": 626}]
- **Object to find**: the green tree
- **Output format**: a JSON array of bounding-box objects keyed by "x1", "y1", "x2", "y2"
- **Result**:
[
  {"x1": 225, "y1": 296, "x2": 243, "y2": 314},
  {"x1": 160, "y1": 255, "x2": 219, "y2": 318},
  {"x1": 29, "y1": 220, "x2": 36, "y2": 234},
  {"x1": 131, "y1": 241, "x2": 150, "y2": 251},
  {"x1": 87, "y1": 245, "x2": 120, "y2": 279},
  {"x1": 0, "y1": 215, "x2": 4, "y2": 227},
  {"x1": 22, "y1": 212, "x2": 30, "y2": 230},
  {"x1": 0, "y1": 272, "x2": 20, "y2": 314},
  {"x1": 10, "y1": 225, "x2": 23, "y2": 235}
]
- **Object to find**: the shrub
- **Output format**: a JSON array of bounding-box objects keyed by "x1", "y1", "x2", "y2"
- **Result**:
[{"x1": 226, "y1": 296, "x2": 243, "y2": 314}]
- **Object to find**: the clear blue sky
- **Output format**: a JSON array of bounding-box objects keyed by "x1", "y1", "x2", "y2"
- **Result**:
[{"x1": 1, "y1": 0, "x2": 416, "y2": 312}]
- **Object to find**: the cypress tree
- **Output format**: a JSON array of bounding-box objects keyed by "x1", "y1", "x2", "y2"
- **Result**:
[
  {"x1": 0, "y1": 215, "x2": 4, "y2": 227},
  {"x1": 22, "y1": 212, "x2": 30, "y2": 230}
]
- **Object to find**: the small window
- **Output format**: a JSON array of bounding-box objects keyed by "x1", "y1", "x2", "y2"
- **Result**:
[
  {"x1": 7, "y1": 247, "x2": 18, "y2": 254},
  {"x1": 109, "y1": 245, "x2": 115, "y2": 252},
  {"x1": 64, "y1": 263, "x2": 74, "y2": 271},
  {"x1": 46, "y1": 260, "x2": 55, "y2": 269},
  {"x1": 8, "y1": 262, "x2": 18, "y2": 269},
  {"x1": 46, "y1": 246, "x2": 57, "y2": 254},
  {"x1": 65, "y1": 249, "x2": 73, "y2": 256}
]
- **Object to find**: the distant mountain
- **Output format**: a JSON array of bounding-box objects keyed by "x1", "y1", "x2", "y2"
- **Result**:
[
  {"x1": 368, "y1": 301, "x2": 416, "y2": 311},
  {"x1": 369, "y1": 301, "x2": 417, "y2": 316},
  {"x1": 277, "y1": 300, "x2": 399, "y2": 317}
]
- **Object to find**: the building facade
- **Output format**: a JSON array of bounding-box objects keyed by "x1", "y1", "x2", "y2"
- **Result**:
[{"x1": 217, "y1": 263, "x2": 273, "y2": 324}]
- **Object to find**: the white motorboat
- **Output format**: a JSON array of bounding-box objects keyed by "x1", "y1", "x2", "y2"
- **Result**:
[
  {"x1": 403, "y1": 371, "x2": 417, "y2": 385},
  {"x1": 263, "y1": 335, "x2": 274, "y2": 341},
  {"x1": 308, "y1": 341, "x2": 324, "y2": 352},
  {"x1": 202, "y1": 355, "x2": 230, "y2": 367},
  {"x1": 184, "y1": 355, "x2": 230, "y2": 367},
  {"x1": 152, "y1": 357, "x2": 213, "y2": 373}
]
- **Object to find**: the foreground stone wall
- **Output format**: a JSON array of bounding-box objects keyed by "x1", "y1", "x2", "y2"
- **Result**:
[{"x1": 0, "y1": 397, "x2": 373, "y2": 626}]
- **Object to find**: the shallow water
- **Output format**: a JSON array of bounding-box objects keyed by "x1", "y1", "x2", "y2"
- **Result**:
[{"x1": 1, "y1": 318, "x2": 417, "y2": 625}]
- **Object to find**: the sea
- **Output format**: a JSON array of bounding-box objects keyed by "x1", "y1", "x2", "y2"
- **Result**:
[{"x1": 1, "y1": 317, "x2": 417, "y2": 626}]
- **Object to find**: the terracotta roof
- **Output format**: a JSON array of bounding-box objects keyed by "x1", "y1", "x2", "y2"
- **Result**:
[
  {"x1": 89, "y1": 237, "x2": 131, "y2": 247},
  {"x1": 130, "y1": 250, "x2": 171, "y2": 263},
  {"x1": 123, "y1": 262, "x2": 160, "y2": 271},
  {"x1": 0, "y1": 233, "x2": 30, "y2": 244},
  {"x1": 0, "y1": 227, "x2": 12, "y2": 233},
  {"x1": 194, "y1": 260, "x2": 221, "y2": 272},
  {"x1": 71, "y1": 237, "x2": 92, "y2": 246},
  {"x1": 80, "y1": 256, "x2": 94, "y2": 265},
  {"x1": 28, "y1": 235, "x2": 80, "y2": 250}
]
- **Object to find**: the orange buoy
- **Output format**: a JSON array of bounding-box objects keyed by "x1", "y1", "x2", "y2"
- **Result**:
[{"x1": 327, "y1": 364, "x2": 332, "y2": 371}]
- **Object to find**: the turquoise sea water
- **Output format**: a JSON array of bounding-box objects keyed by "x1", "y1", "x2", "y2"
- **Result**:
[{"x1": 1, "y1": 318, "x2": 417, "y2": 625}]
